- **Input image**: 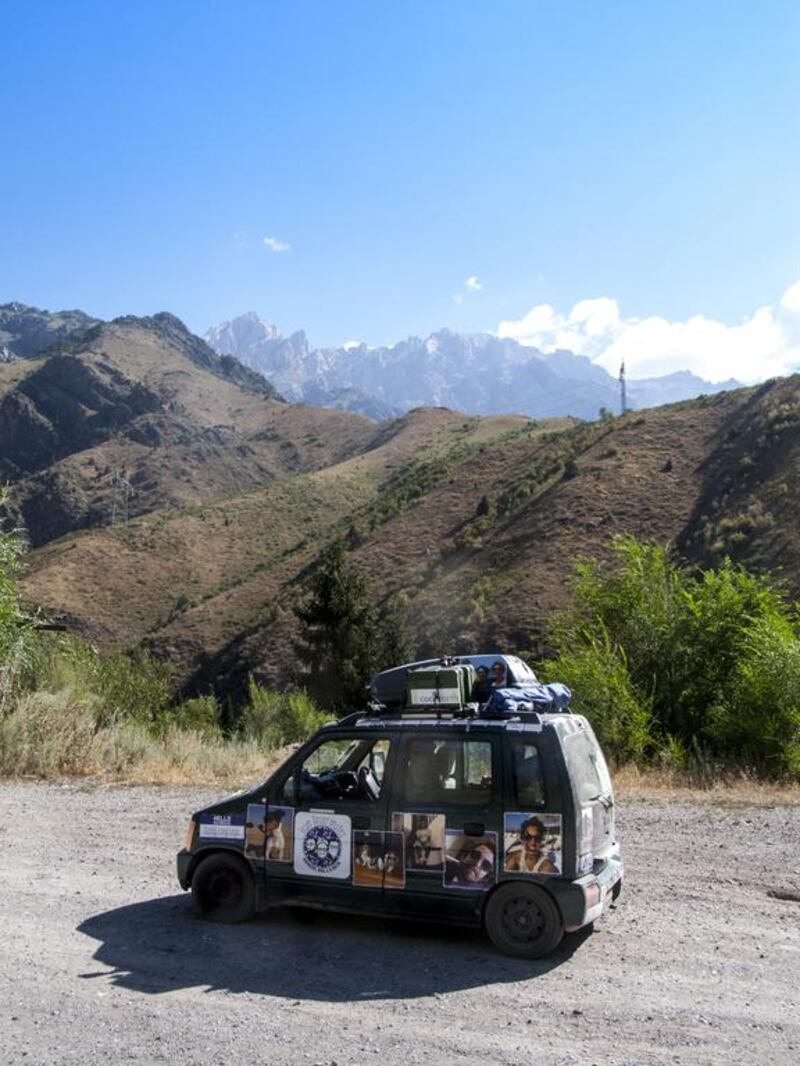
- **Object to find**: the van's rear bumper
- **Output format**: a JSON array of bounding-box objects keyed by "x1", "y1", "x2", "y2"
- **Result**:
[{"x1": 560, "y1": 854, "x2": 624, "y2": 931}]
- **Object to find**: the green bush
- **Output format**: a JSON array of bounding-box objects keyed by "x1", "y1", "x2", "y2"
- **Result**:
[
  {"x1": 707, "y1": 617, "x2": 800, "y2": 776},
  {"x1": 543, "y1": 535, "x2": 800, "y2": 777},
  {"x1": 239, "y1": 680, "x2": 332, "y2": 747},
  {"x1": 540, "y1": 627, "x2": 652, "y2": 765},
  {"x1": 171, "y1": 695, "x2": 222, "y2": 739},
  {"x1": 14, "y1": 632, "x2": 173, "y2": 734},
  {"x1": 0, "y1": 517, "x2": 33, "y2": 710}
]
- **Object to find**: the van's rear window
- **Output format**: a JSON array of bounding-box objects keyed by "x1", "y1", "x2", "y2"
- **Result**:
[{"x1": 563, "y1": 731, "x2": 612, "y2": 803}]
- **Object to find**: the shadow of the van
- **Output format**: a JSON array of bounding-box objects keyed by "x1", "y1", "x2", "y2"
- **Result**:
[{"x1": 77, "y1": 895, "x2": 591, "y2": 1001}]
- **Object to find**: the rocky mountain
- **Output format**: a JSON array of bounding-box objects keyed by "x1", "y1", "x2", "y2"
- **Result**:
[
  {"x1": 205, "y1": 312, "x2": 739, "y2": 420},
  {"x1": 0, "y1": 302, "x2": 98, "y2": 361},
  {"x1": 0, "y1": 306, "x2": 374, "y2": 547}
]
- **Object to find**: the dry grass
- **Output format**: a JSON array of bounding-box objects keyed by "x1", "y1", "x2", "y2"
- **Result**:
[
  {"x1": 0, "y1": 688, "x2": 289, "y2": 787},
  {"x1": 613, "y1": 763, "x2": 800, "y2": 807}
]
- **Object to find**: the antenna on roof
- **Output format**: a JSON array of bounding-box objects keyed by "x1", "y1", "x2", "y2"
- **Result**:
[{"x1": 619, "y1": 360, "x2": 627, "y2": 416}]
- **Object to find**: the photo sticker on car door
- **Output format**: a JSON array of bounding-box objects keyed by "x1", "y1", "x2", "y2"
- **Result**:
[
  {"x1": 293, "y1": 811, "x2": 352, "y2": 879},
  {"x1": 353, "y1": 830, "x2": 406, "y2": 889},
  {"x1": 443, "y1": 830, "x2": 497, "y2": 890},
  {"x1": 244, "y1": 803, "x2": 266, "y2": 858},
  {"x1": 503, "y1": 812, "x2": 562, "y2": 875},
  {"x1": 265, "y1": 805, "x2": 294, "y2": 862},
  {"x1": 391, "y1": 812, "x2": 445, "y2": 871}
]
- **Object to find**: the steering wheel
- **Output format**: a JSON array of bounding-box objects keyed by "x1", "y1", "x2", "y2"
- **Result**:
[
  {"x1": 358, "y1": 766, "x2": 380, "y2": 802},
  {"x1": 333, "y1": 770, "x2": 360, "y2": 798}
]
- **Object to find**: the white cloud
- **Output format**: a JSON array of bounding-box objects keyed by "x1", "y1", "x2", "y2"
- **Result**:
[
  {"x1": 780, "y1": 280, "x2": 800, "y2": 313},
  {"x1": 263, "y1": 235, "x2": 291, "y2": 253},
  {"x1": 342, "y1": 340, "x2": 361, "y2": 350},
  {"x1": 496, "y1": 282, "x2": 800, "y2": 383},
  {"x1": 465, "y1": 275, "x2": 483, "y2": 292}
]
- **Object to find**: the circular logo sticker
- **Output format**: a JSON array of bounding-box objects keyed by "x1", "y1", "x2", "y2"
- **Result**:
[{"x1": 302, "y1": 824, "x2": 343, "y2": 872}]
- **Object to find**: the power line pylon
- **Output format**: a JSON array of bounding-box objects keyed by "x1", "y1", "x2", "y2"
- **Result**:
[
  {"x1": 110, "y1": 471, "x2": 133, "y2": 528},
  {"x1": 619, "y1": 360, "x2": 627, "y2": 416}
]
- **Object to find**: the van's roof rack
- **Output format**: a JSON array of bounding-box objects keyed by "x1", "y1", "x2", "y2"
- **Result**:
[{"x1": 336, "y1": 703, "x2": 544, "y2": 725}]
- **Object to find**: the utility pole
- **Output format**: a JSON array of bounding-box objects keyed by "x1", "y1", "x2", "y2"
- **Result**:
[
  {"x1": 619, "y1": 360, "x2": 627, "y2": 416},
  {"x1": 110, "y1": 471, "x2": 133, "y2": 528}
]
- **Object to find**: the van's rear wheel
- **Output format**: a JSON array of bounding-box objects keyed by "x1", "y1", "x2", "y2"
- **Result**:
[
  {"x1": 484, "y1": 883, "x2": 563, "y2": 958},
  {"x1": 192, "y1": 853, "x2": 255, "y2": 923}
]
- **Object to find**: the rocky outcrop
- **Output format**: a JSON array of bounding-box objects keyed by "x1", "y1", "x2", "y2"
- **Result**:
[
  {"x1": 0, "y1": 302, "x2": 98, "y2": 358},
  {"x1": 0, "y1": 355, "x2": 161, "y2": 478}
]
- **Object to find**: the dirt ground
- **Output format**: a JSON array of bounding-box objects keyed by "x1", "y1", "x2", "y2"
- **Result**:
[{"x1": 0, "y1": 782, "x2": 798, "y2": 1066}]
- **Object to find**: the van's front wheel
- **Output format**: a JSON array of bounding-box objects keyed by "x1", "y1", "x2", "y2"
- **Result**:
[
  {"x1": 191, "y1": 853, "x2": 255, "y2": 923},
  {"x1": 484, "y1": 883, "x2": 563, "y2": 958}
]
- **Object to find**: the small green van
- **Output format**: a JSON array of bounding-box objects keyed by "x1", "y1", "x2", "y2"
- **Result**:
[{"x1": 176, "y1": 654, "x2": 623, "y2": 958}]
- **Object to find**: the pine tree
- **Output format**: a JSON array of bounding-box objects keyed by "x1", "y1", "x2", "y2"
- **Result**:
[{"x1": 293, "y1": 542, "x2": 380, "y2": 710}]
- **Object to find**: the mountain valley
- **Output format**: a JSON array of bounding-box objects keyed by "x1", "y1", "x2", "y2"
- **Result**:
[{"x1": 1, "y1": 302, "x2": 798, "y2": 703}]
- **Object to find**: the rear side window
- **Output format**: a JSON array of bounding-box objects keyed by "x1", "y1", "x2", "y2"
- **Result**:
[
  {"x1": 563, "y1": 730, "x2": 612, "y2": 803},
  {"x1": 512, "y1": 740, "x2": 546, "y2": 807},
  {"x1": 399, "y1": 738, "x2": 493, "y2": 806}
]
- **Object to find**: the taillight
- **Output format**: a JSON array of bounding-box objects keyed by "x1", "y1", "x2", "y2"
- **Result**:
[{"x1": 583, "y1": 882, "x2": 601, "y2": 910}]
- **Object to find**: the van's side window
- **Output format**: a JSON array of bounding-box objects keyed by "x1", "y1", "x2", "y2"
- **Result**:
[
  {"x1": 284, "y1": 737, "x2": 391, "y2": 804},
  {"x1": 512, "y1": 740, "x2": 545, "y2": 806},
  {"x1": 400, "y1": 738, "x2": 493, "y2": 806}
]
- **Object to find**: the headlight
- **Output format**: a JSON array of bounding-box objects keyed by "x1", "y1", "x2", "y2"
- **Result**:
[{"x1": 183, "y1": 819, "x2": 197, "y2": 850}]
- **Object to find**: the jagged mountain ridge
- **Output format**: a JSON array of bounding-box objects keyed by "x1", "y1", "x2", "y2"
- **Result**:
[
  {"x1": 206, "y1": 312, "x2": 740, "y2": 420},
  {"x1": 0, "y1": 302, "x2": 98, "y2": 361},
  {"x1": 0, "y1": 306, "x2": 376, "y2": 546}
]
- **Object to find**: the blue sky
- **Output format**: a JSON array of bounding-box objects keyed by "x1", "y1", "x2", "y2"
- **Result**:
[{"x1": 2, "y1": 1, "x2": 799, "y2": 380}]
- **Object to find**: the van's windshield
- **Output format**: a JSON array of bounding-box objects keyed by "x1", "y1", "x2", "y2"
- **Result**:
[{"x1": 563, "y1": 730, "x2": 613, "y2": 803}]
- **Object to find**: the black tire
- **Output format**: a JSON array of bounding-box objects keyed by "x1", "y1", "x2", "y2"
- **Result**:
[
  {"x1": 191, "y1": 853, "x2": 255, "y2": 923},
  {"x1": 611, "y1": 877, "x2": 623, "y2": 902},
  {"x1": 484, "y1": 882, "x2": 564, "y2": 959}
]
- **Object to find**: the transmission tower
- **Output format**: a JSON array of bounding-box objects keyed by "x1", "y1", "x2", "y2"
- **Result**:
[
  {"x1": 619, "y1": 360, "x2": 627, "y2": 416},
  {"x1": 110, "y1": 471, "x2": 133, "y2": 528}
]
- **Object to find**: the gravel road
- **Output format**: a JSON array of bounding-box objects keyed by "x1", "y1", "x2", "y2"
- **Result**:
[{"x1": 0, "y1": 782, "x2": 798, "y2": 1066}]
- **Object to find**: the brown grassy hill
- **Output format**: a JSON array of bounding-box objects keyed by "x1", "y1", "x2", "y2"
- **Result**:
[
  {"x1": 20, "y1": 408, "x2": 531, "y2": 653},
  {"x1": 9, "y1": 306, "x2": 800, "y2": 705},
  {"x1": 161, "y1": 378, "x2": 800, "y2": 699},
  {"x1": 2, "y1": 315, "x2": 377, "y2": 544}
]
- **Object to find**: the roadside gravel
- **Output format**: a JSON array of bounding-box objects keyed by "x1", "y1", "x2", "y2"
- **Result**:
[{"x1": 0, "y1": 782, "x2": 798, "y2": 1065}]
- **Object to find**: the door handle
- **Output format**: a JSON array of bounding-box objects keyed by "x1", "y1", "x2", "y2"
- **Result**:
[
  {"x1": 463, "y1": 821, "x2": 485, "y2": 837},
  {"x1": 352, "y1": 816, "x2": 371, "y2": 830}
]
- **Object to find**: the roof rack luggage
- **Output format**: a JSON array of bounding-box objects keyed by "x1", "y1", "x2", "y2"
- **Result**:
[{"x1": 406, "y1": 662, "x2": 475, "y2": 710}]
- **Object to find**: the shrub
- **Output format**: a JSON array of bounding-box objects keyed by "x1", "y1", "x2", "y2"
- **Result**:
[
  {"x1": 171, "y1": 695, "x2": 222, "y2": 739},
  {"x1": 707, "y1": 617, "x2": 800, "y2": 777},
  {"x1": 239, "y1": 680, "x2": 332, "y2": 748},
  {"x1": 0, "y1": 517, "x2": 33, "y2": 712},
  {"x1": 0, "y1": 689, "x2": 102, "y2": 776},
  {"x1": 0, "y1": 686, "x2": 272, "y2": 784},
  {"x1": 540, "y1": 628, "x2": 652, "y2": 765},
  {"x1": 543, "y1": 535, "x2": 800, "y2": 778}
]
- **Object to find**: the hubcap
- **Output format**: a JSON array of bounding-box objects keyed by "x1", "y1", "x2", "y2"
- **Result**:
[
  {"x1": 501, "y1": 896, "x2": 544, "y2": 942},
  {"x1": 207, "y1": 869, "x2": 242, "y2": 907}
]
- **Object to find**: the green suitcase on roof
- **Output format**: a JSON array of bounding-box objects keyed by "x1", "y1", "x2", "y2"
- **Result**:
[{"x1": 406, "y1": 664, "x2": 476, "y2": 708}]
